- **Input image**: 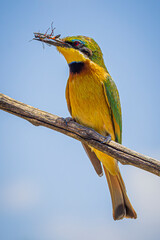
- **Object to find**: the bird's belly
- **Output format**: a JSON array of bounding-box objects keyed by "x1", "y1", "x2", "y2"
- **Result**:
[{"x1": 68, "y1": 73, "x2": 115, "y2": 138}]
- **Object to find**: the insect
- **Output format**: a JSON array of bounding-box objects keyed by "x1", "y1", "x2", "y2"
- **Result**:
[
  {"x1": 33, "y1": 23, "x2": 70, "y2": 49},
  {"x1": 34, "y1": 22, "x2": 61, "y2": 43}
]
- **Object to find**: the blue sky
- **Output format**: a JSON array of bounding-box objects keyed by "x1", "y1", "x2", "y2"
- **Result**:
[{"x1": 0, "y1": 0, "x2": 160, "y2": 239}]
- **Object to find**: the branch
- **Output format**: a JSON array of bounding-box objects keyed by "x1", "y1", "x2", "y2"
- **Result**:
[{"x1": 0, "y1": 93, "x2": 160, "y2": 177}]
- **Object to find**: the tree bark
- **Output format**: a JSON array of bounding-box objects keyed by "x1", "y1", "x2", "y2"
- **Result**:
[{"x1": 0, "y1": 93, "x2": 160, "y2": 177}]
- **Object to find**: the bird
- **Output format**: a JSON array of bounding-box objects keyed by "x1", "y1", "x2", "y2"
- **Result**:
[{"x1": 35, "y1": 33, "x2": 137, "y2": 220}]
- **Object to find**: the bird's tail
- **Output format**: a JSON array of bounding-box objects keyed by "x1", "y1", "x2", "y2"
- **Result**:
[{"x1": 103, "y1": 166, "x2": 137, "y2": 220}]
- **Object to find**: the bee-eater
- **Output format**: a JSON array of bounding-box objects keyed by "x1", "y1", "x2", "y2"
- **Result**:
[{"x1": 36, "y1": 34, "x2": 137, "y2": 220}]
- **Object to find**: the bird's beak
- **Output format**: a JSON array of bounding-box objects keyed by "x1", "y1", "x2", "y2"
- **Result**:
[
  {"x1": 33, "y1": 32, "x2": 70, "y2": 48},
  {"x1": 34, "y1": 32, "x2": 86, "y2": 64}
]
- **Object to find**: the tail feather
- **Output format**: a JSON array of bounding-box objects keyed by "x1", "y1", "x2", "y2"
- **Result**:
[{"x1": 103, "y1": 166, "x2": 137, "y2": 220}]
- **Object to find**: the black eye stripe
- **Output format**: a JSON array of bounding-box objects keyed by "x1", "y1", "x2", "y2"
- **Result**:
[
  {"x1": 80, "y1": 47, "x2": 92, "y2": 57},
  {"x1": 64, "y1": 41, "x2": 92, "y2": 57}
]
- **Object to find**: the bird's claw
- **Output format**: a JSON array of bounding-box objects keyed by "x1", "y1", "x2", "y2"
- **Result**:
[
  {"x1": 55, "y1": 117, "x2": 74, "y2": 126},
  {"x1": 101, "y1": 134, "x2": 111, "y2": 144},
  {"x1": 63, "y1": 117, "x2": 75, "y2": 126}
]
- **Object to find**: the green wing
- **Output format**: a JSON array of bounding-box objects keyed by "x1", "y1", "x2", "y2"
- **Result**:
[{"x1": 103, "y1": 75, "x2": 122, "y2": 144}]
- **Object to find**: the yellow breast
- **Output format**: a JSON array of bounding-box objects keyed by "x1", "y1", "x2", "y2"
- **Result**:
[{"x1": 67, "y1": 59, "x2": 115, "y2": 139}]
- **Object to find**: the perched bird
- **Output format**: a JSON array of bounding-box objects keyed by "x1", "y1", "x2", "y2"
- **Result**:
[{"x1": 35, "y1": 33, "x2": 137, "y2": 220}]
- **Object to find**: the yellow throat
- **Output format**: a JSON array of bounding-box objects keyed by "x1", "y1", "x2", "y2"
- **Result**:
[{"x1": 57, "y1": 46, "x2": 87, "y2": 64}]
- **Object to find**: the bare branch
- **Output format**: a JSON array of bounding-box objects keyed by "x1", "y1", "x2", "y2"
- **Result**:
[{"x1": 0, "y1": 93, "x2": 160, "y2": 176}]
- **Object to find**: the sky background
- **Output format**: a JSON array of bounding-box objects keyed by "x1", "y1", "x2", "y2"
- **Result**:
[{"x1": 0, "y1": 0, "x2": 160, "y2": 239}]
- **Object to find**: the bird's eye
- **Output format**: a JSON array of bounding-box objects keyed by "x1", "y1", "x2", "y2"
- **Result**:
[{"x1": 73, "y1": 41, "x2": 81, "y2": 47}]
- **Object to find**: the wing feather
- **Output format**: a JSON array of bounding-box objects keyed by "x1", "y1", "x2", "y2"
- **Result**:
[{"x1": 103, "y1": 75, "x2": 122, "y2": 143}]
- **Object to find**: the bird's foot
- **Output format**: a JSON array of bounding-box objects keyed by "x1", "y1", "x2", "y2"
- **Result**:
[
  {"x1": 101, "y1": 134, "x2": 111, "y2": 144},
  {"x1": 55, "y1": 117, "x2": 74, "y2": 126},
  {"x1": 63, "y1": 117, "x2": 75, "y2": 126}
]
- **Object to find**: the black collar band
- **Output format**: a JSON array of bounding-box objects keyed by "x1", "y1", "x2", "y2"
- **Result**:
[{"x1": 69, "y1": 61, "x2": 84, "y2": 74}]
